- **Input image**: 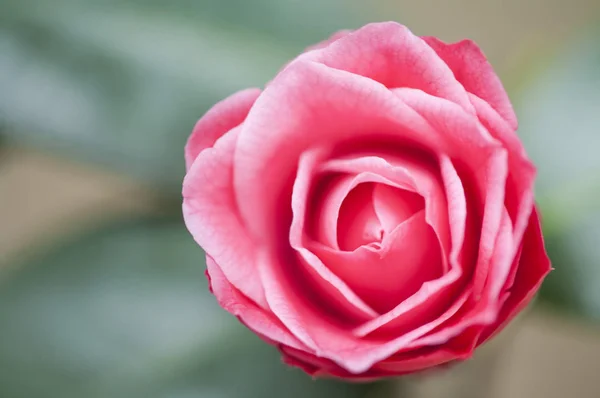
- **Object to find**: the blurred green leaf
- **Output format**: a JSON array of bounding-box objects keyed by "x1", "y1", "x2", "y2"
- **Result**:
[
  {"x1": 0, "y1": 0, "x2": 367, "y2": 193},
  {"x1": 0, "y1": 218, "x2": 375, "y2": 398},
  {"x1": 516, "y1": 27, "x2": 600, "y2": 321}
]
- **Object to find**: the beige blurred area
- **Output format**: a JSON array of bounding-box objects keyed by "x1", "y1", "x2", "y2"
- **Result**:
[
  {"x1": 0, "y1": 147, "x2": 158, "y2": 268},
  {"x1": 374, "y1": 0, "x2": 600, "y2": 83},
  {"x1": 2, "y1": 0, "x2": 600, "y2": 397}
]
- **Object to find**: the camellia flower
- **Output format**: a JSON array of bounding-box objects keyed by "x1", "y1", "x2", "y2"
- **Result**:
[{"x1": 182, "y1": 22, "x2": 551, "y2": 380}]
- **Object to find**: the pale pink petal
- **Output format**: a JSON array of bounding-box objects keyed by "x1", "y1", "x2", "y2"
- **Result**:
[
  {"x1": 301, "y1": 22, "x2": 475, "y2": 113},
  {"x1": 423, "y1": 36, "x2": 518, "y2": 130},
  {"x1": 184, "y1": 88, "x2": 260, "y2": 170},
  {"x1": 336, "y1": 183, "x2": 384, "y2": 251},
  {"x1": 309, "y1": 174, "x2": 360, "y2": 250},
  {"x1": 182, "y1": 127, "x2": 267, "y2": 308},
  {"x1": 471, "y1": 149, "x2": 509, "y2": 297},
  {"x1": 309, "y1": 171, "x2": 412, "y2": 250},
  {"x1": 391, "y1": 87, "x2": 500, "y2": 154},
  {"x1": 310, "y1": 167, "x2": 422, "y2": 251},
  {"x1": 470, "y1": 93, "x2": 536, "y2": 252},
  {"x1": 311, "y1": 211, "x2": 443, "y2": 315},
  {"x1": 372, "y1": 184, "x2": 424, "y2": 235},
  {"x1": 290, "y1": 149, "x2": 379, "y2": 319},
  {"x1": 205, "y1": 256, "x2": 309, "y2": 351},
  {"x1": 321, "y1": 156, "x2": 418, "y2": 191}
]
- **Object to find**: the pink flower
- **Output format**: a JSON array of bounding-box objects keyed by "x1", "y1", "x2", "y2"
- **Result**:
[{"x1": 182, "y1": 22, "x2": 551, "y2": 380}]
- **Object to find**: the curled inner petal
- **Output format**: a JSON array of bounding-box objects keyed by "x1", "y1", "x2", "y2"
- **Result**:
[
  {"x1": 335, "y1": 183, "x2": 424, "y2": 251},
  {"x1": 312, "y1": 210, "x2": 443, "y2": 314},
  {"x1": 336, "y1": 183, "x2": 384, "y2": 251}
]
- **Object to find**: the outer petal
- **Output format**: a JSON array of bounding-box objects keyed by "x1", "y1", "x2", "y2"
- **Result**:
[
  {"x1": 406, "y1": 209, "x2": 515, "y2": 350},
  {"x1": 301, "y1": 22, "x2": 475, "y2": 114},
  {"x1": 206, "y1": 256, "x2": 309, "y2": 352},
  {"x1": 183, "y1": 127, "x2": 267, "y2": 309},
  {"x1": 469, "y1": 93, "x2": 536, "y2": 253},
  {"x1": 184, "y1": 88, "x2": 261, "y2": 170},
  {"x1": 422, "y1": 36, "x2": 518, "y2": 130},
  {"x1": 477, "y1": 208, "x2": 552, "y2": 344},
  {"x1": 280, "y1": 346, "x2": 392, "y2": 381}
]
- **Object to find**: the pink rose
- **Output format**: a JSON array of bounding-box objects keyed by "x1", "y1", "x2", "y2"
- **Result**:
[{"x1": 182, "y1": 22, "x2": 551, "y2": 379}]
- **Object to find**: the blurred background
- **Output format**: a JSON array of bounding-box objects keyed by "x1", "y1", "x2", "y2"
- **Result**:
[{"x1": 1, "y1": 0, "x2": 600, "y2": 397}]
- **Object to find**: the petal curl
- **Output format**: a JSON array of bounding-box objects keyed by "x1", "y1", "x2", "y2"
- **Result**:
[
  {"x1": 206, "y1": 256, "x2": 309, "y2": 351},
  {"x1": 477, "y1": 208, "x2": 552, "y2": 344},
  {"x1": 185, "y1": 88, "x2": 260, "y2": 170},
  {"x1": 183, "y1": 127, "x2": 267, "y2": 308},
  {"x1": 302, "y1": 22, "x2": 475, "y2": 113},
  {"x1": 422, "y1": 36, "x2": 518, "y2": 130},
  {"x1": 290, "y1": 149, "x2": 379, "y2": 320}
]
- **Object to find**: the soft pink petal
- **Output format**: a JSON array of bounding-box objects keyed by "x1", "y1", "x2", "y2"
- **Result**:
[
  {"x1": 205, "y1": 256, "x2": 309, "y2": 351},
  {"x1": 184, "y1": 88, "x2": 260, "y2": 170},
  {"x1": 405, "y1": 209, "x2": 515, "y2": 350},
  {"x1": 372, "y1": 184, "x2": 424, "y2": 235},
  {"x1": 309, "y1": 171, "x2": 413, "y2": 251},
  {"x1": 182, "y1": 127, "x2": 267, "y2": 309},
  {"x1": 423, "y1": 36, "x2": 518, "y2": 130},
  {"x1": 471, "y1": 149, "x2": 509, "y2": 297},
  {"x1": 311, "y1": 211, "x2": 442, "y2": 315},
  {"x1": 321, "y1": 156, "x2": 417, "y2": 191},
  {"x1": 391, "y1": 87, "x2": 500, "y2": 154},
  {"x1": 336, "y1": 183, "x2": 384, "y2": 251},
  {"x1": 290, "y1": 149, "x2": 379, "y2": 320},
  {"x1": 309, "y1": 174, "x2": 363, "y2": 250},
  {"x1": 301, "y1": 22, "x2": 475, "y2": 114},
  {"x1": 469, "y1": 93, "x2": 536, "y2": 252},
  {"x1": 477, "y1": 208, "x2": 552, "y2": 344}
]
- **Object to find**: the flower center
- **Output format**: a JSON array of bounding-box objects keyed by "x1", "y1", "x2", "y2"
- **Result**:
[{"x1": 337, "y1": 182, "x2": 424, "y2": 251}]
